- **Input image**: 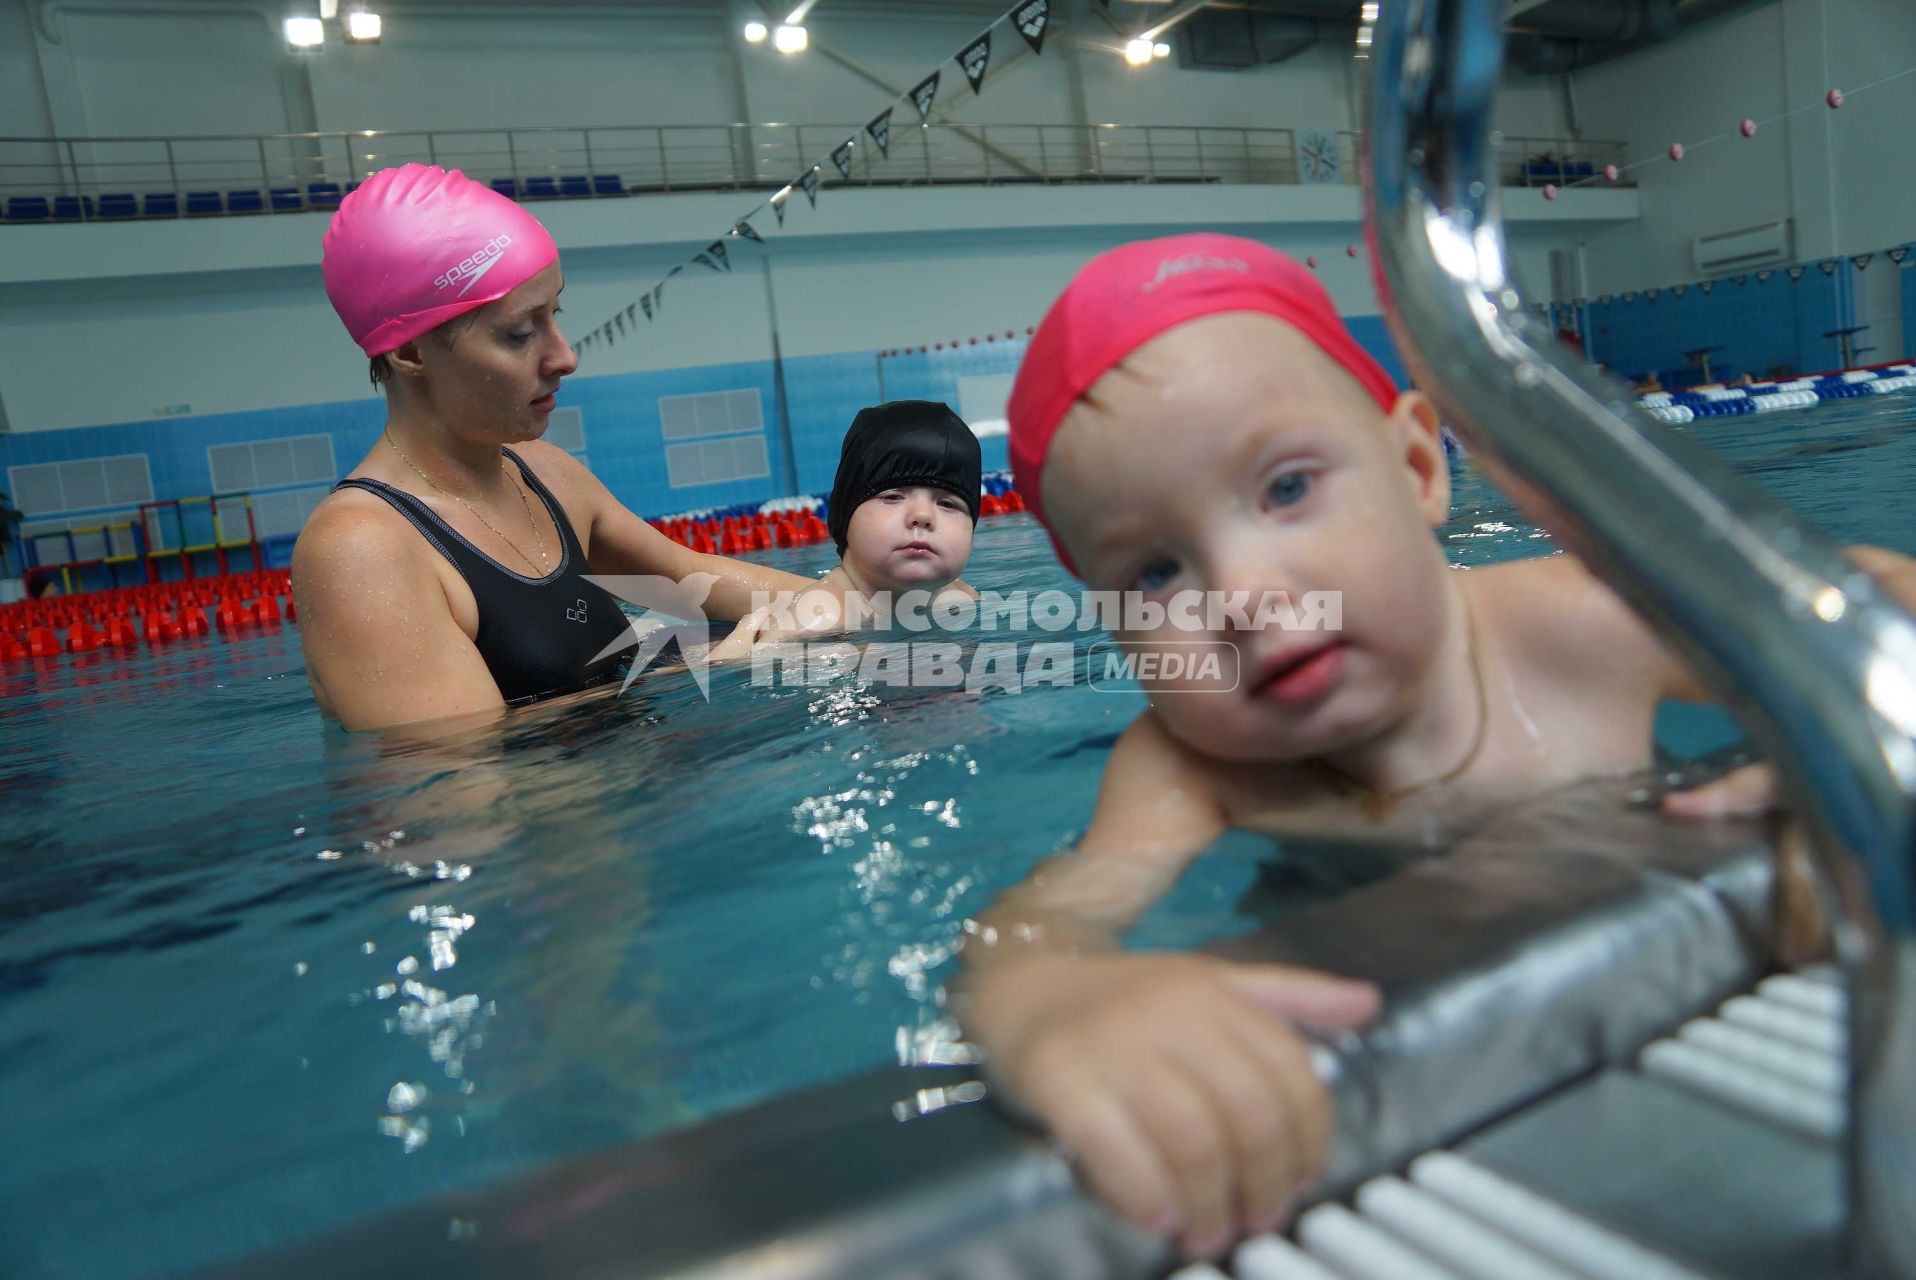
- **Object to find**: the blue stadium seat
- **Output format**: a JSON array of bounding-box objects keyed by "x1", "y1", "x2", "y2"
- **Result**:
[
  {"x1": 52, "y1": 195, "x2": 95, "y2": 221},
  {"x1": 226, "y1": 189, "x2": 264, "y2": 213},
  {"x1": 6, "y1": 196, "x2": 50, "y2": 221},
  {"x1": 559, "y1": 174, "x2": 591, "y2": 198},
  {"x1": 98, "y1": 192, "x2": 137, "y2": 218},
  {"x1": 592, "y1": 173, "x2": 624, "y2": 196},
  {"x1": 524, "y1": 176, "x2": 559, "y2": 200},
  {"x1": 306, "y1": 182, "x2": 343, "y2": 208},
  {"x1": 490, "y1": 177, "x2": 520, "y2": 199},
  {"x1": 269, "y1": 187, "x2": 304, "y2": 211},
  {"x1": 185, "y1": 190, "x2": 223, "y2": 215},
  {"x1": 143, "y1": 192, "x2": 178, "y2": 217}
]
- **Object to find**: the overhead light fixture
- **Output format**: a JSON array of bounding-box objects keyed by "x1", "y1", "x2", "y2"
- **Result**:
[
  {"x1": 1361, "y1": 2, "x2": 1379, "y2": 20},
  {"x1": 1152, "y1": 40, "x2": 1170, "y2": 58},
  {"x1": 285, "y1": 15, "x2": 324, "y2": 49},
  {"x1": 773, "y1": 23, "x2": 807, "y2": 53},
  {"x1": 1124, "y1": 37, "x2": 1153, "y2": 66},
  {"x1": 1355, "y1": 25, "x2": 1374, "y2": 45},
  {"x1": 345, "y1": 9, "x2": 381, "y2": 43},
  {"x1": 743, "y1": 20, "x2": 768, "y2": 43},
  {"x1": 319, "y1": 0, "x2": 338, "y2": 17}
]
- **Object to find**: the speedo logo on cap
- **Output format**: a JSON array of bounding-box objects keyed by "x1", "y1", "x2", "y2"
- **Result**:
[
  {"x1": 434, "y1": 234, "x2": 514, "y2": 297},
  {"x1": 1142, "y1": 251, "x2": 1248, "y2": 294}
]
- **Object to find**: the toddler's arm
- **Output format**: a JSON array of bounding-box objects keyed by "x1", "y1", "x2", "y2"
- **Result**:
[{"x1": 959, "y1": 710, "x2": 1378, "y2": 1257}]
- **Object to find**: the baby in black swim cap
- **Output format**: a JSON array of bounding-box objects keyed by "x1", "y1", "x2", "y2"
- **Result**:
[{"x1": 706, "y1": 401, "x2": 982, "y2": 657}]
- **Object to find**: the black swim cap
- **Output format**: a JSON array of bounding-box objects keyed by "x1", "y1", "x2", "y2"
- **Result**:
[{"x1": 827, "y1": 400, "x2": 983, "y2": 554}]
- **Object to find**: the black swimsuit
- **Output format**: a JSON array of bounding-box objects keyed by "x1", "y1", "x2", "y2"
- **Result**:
[{"x1": 335, "y1": 449, "x2": 631, "y2": 704}]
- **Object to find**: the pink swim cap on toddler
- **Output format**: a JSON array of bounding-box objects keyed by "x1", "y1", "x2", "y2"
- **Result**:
[
  {"x1": 1007, "y1": 233, "x2": 1400, "y2": 572},
  {"x1": 322, "y1": 164, "x2": 559, "y2": 358}
]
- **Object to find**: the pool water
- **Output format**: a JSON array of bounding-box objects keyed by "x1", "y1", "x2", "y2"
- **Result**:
[{"x1": 1, "y1": 394, "x2": 1912, "y2": 1278}]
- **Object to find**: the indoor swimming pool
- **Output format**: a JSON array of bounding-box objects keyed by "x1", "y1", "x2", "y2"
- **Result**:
[{"x1": 1, "y1": 392, "x2": 1912, "y2": 1278}]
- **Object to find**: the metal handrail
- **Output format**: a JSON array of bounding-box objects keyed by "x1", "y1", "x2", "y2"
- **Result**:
[
  {"x1": 1366, "y1": 0, "x2": 1916, "y2": 1273},
  {"x1": 0, "y1": 122, "x2": 1628, "y2": 220}
]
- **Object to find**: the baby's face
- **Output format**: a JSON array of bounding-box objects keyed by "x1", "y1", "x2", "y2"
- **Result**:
[
  {"x1": 843, "y1": 485, "x2": 974, "y2": 593},
  {"x1": 1044, "y1": 313, "x2": 1453, "y2": 764}
]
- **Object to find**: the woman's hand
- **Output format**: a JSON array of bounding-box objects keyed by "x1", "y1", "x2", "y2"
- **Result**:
[{"x1": 963, "y1": 952, "x2": 1379, "y2": 1260}]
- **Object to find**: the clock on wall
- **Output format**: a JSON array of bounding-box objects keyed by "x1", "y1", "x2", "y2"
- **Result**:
[{"x1": 1298, "y1": 130, "x2": 1341, "y2": 184}]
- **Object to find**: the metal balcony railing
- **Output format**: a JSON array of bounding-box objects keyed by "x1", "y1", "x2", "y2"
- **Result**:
[{"x1": 0, "y1": 123, "x2": 1627, "y2": 223}]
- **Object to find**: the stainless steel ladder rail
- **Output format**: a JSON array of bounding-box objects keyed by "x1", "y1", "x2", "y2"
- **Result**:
[{"x1": 1364, "y1": 1, "x2": 1916, "y2": 1272}]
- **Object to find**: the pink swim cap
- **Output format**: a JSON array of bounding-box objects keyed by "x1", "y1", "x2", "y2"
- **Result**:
[
  {"x1": 322, "y1": 164, "x2": 559, "y2": 358},
  {"x1": 1007, "y1": 233, "x2": 1400, "y2": 572}
]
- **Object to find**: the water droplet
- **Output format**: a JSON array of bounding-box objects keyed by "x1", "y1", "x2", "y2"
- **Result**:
[{"x1": 293, "y1": 962, "x2": 308, "y2": 977}]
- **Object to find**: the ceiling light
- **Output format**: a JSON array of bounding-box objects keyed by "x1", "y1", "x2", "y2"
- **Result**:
[
  {"x1": 1355, "y1": 26, "x2": 1374, "y2": 45},
  {"x1": 773, "y1": 23, "x2": 807, "y2": 53},
  {"x1": 1124, "y1": 37, "x2": 1153, "y2": 66},
  {"x1": 744, "y1": 20, "x2": 768, "y2": 42},
  {"x1": 345, "y1": 9, "x2": 381, "y2": 42},
  {"x1": 284, "y1": 15, "x2": 323, "y2": 48},
  {"x1": 1152, "y1": 41, "x2": 1171, "y2": 57},
  {"x1": 1361, "y1": 2, "x2": 1379, "y2": 20}
]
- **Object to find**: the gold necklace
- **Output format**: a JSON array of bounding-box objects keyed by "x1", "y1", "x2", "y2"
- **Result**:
[
  {"x1": 384, "y1": 429, "x2": 550, "y2": 574},
  {"x1": 1315, "y1": 599, "x2": 1490, "y2": 820}
]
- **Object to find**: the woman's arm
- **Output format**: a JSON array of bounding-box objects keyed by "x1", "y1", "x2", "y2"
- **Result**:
[
  {"x1": 543, "y1": 447, "x2": 817, "y2": 620},
  {"x1": 292, "y1": 500, "x2": 506, "y2": 731}
]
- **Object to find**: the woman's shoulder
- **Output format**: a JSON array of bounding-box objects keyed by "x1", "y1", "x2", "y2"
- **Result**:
[{"x1": 293, "y1": 484, "x2": 432, "y2": 579}]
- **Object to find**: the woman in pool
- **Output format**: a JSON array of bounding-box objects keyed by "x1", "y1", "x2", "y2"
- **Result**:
[{"x1": 295, "y1": 164, "x2": 813, "y2": 731}]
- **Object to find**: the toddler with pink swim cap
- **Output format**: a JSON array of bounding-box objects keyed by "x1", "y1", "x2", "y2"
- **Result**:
[{"x1": 955, "y1": 232, "x2": 1902, "y2": 1258}]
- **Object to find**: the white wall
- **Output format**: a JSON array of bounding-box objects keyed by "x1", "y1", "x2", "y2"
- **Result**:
[
  {"x1": 1568, "y1": 0, "x2": 1916, "y2": 296},
  {"x1": 0, "y1": 178, "x2": 1627, "y2": 431},
  {"x1": 0, "y1": 0, "x2": 1617, "y2": 433},
  {"x1": 4, "y1": 0, "x2": 1568, "y2": 145}
]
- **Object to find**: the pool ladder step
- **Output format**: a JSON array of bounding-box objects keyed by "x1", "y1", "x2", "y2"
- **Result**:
[{"x1": 1171, "y1": 966, "x2": 1845, "y2": 1280}]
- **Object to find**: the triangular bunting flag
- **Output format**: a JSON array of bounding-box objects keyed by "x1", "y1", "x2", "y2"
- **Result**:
[
  {"x1": 651, "y1": 284, "x2": 663, "y2": 312},
  {"x1": 867, "y1": 108, "x2": 893, "y2": 158},
  {"x1": 1786, "y1": 265, "x2": 1805, "y2": 281},
  {"x1": 1731, "y1": 274, "x2": 1747, "y2": 285},
  {"x1": 1889, "y1": 246, "x2": 1910, "y2": 265},
  {"x1": 959, "y1": 33, "x2": 991, "y2": 94},
  {"x1": 733, "y1": 220, "x2": 762, "y2": 243},
  {"x1": 831, "y1": 138, "x2": 856, "y2": 181},
  {"x1": 1756, "y1": 269, "x2": 1773, "y2": 283},
  {"x1": 640, "y1": 294, "x2": 652, "y2": 321},
  {"x1": 1699, "y1": 280, "x2": 1714, "y2": 294},
  {"x1": 693, "y1": 252, "x2": 715, "y2": 272},
  {"x1": 1013, "y1": 0, "x2": 1051, "y2": 55},
  {"x1": 1850, "y1": 254, "x2": 1873, "y2": 271},
  {"x1": 707, "y1": 239, "x2": 730, "y2": 271},
  {"x1": 799, "y1": 165, "x2": 820, "y2": 207},
  {"x1": 1671, "y1": 284, "x2": 1686, "y2": 297},
  {"x1": 771, "y1": 190, "x2": 787, "y2": 227},
  {"x1": 1817, "y1": 260, "x2": 1837, "y2": 276},
  {"x1": 624, "y1": 302, "x2": 637, "y2": 323},
  {"x1": 910, "y1": 71, "x2": 939, "y2": 122},
  {"x1": 1622, "y1": 291, "x2": 1636, "y2": 303},
  {"x1": 1645, "y1": 287, "x2": 1659, "y2": 300},
  {"x1": 668, "y1": 265, "x2": 683, "y2": 278},
  {"x1": 614, "y1": 312, "x2": 627, "y2": 336},
  {"x1": 1599, "y1": 294, "x2": 1612, "y2": 305}
]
